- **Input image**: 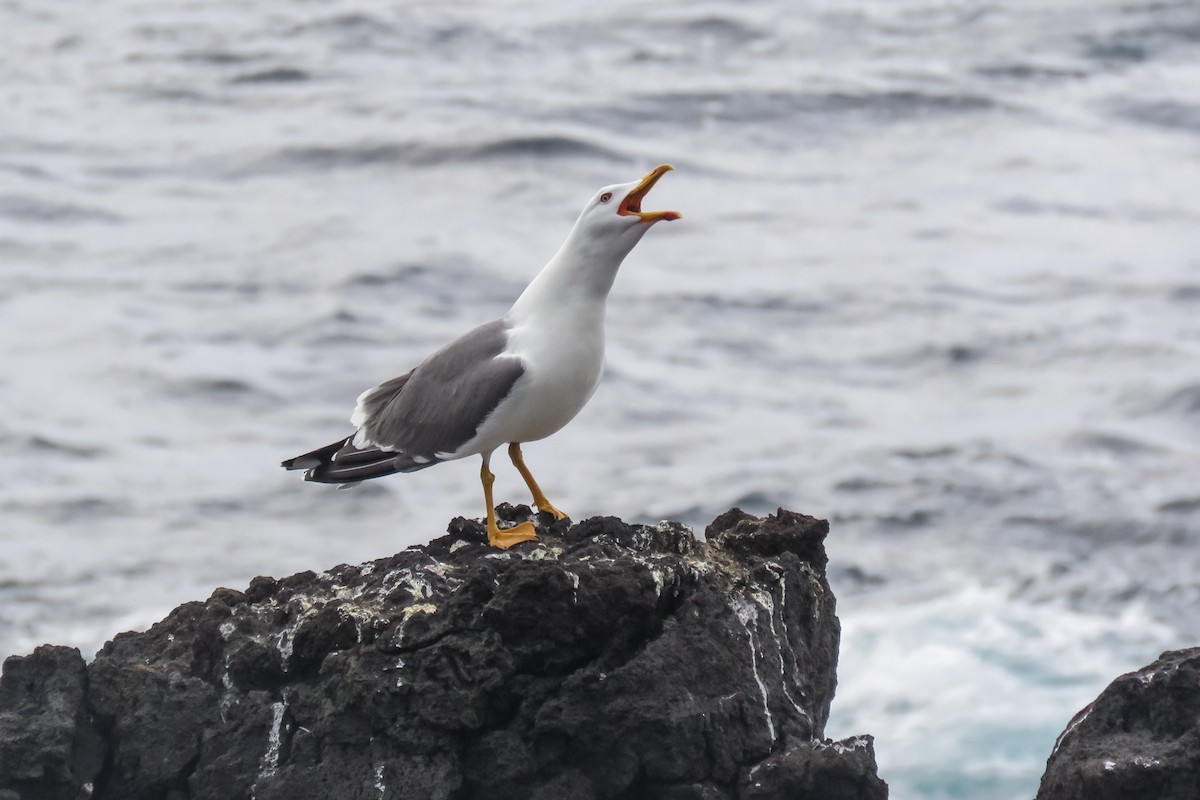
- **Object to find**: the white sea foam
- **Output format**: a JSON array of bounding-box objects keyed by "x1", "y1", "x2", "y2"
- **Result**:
[{"x1": 827, "y1": 584, "x2": 1176, "y2": 800}]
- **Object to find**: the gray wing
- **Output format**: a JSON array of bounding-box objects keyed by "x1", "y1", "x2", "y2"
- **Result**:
[{"x1": 352, "y1": 318, "x2": 525, "y2": 461}]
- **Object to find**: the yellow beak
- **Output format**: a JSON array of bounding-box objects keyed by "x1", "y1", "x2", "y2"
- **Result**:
[{"x1": 618, "y1": 164, "x2": 681, "y2": 222}]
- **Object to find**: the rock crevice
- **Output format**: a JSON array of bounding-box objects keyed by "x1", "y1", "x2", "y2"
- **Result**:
[{"x1": 0, "y1": 507, "x2": 887, "y2": 800}]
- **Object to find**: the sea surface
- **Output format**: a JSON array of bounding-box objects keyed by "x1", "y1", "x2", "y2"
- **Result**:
[{"x1": 2, "y1": 1, "x2": 1199, "y2": 797}]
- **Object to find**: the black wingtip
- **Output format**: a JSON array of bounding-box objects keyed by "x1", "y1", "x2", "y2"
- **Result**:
[
  {"x1": 281, "y1": 456, "x2": 318, "y2": 471},
  {"x1": 282, "y1": 437, "x2": 353, "y2": 472}
]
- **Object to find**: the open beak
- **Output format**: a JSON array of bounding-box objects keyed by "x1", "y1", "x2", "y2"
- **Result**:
[{"x1": 618, "y1": 164, "x2": 681, "y2": 223}]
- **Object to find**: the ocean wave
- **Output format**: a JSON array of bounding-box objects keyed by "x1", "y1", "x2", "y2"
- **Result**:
[
  {"x1": 3, "y1": 496, "x2": 131, "y2": 524},
  {"x1": 342, "y1": 259, "x2": 521, "y2": 311},
  {"x1": 1144, "y1": 383, "x2": 1200, "y2": 420},
  {"x1": 892, "y1": 446, "x2": 958, "y2": 461},
  {"x1": 0, "y1": 162, "x2": 57, "y2": 182},
  {"x1": 132, "y1": 86, "x2": 218, "y2": 104},
  {"x1": 229, "y1": 66, "x2": 311, "y2": 85},
  {"x1": 124, "y1": 373, "x2": 287, "y2": 411},
  {"x1": 471, "y1": 134, "x2": 625, "y2": 161},
  {"x1": 676, "y1": 14, "x2": 766, "y2": 45},
  {"x1": 239, "y1": 133, "x2": 626, "y2": 176},
  {"x1": 19, "y1": 435, "x2": 105, "y2": 460},
  {"x1": 1080, "y1": 4, "x2": 1200, "y2": 65},
  {"x1": 867, "y1": 4, "x2": 993, "y2": 36},
  {"x1": 0, "y1": 194, "x2": 121, "y2": 224},
  {"x1": 574, "y1": 88, "x2": 999, "y2": 131},
  {"x1": 279, "y1": 307, "x2": 386, "y2": 348},
  {"x1": 658, "y1": 293, "x2": 828, "y2": 316},
  {"x1": 172, "y1": 377, "x2": 269, "y2": 397},
  {"x1": 344, "y1": 263, "x2": 434, "y2": 288},
  {"x1": 877, "y1": 508, "x2": 938, "y2": 528},
  {"x1": 193, "y1": 498, "x2": 246, "y2": 516},
  {"x1": 993, "y1": 196, "x2": 1108, "y2": 218},
  {"x1": 170, "y1": 280, "x2": 269, "y2": 297},
  {"x1": 281, "y1": 12, "x2": 516, "y2": 55},
  {"x1": 282, "y1": 11, "x2": 398, "y2": 42},
  {"x1": 1159, "y1": 496, "x2": 1200, "y2": 515},
  {"x1": 833, "y1": 476, "x2": 898, "y2": 494},
  {"x1": 1108, "y1": 99, "x2": 1200, "y2": 133},
  {"x1": 177, "y1": 49, "x2": 265, "y2": 66},
  {"x1": 622, "y1": 13, "x2": 767, "y2": 52},
  {"x1": 1065, "y1": 430, "x2": 1165, "y2": 457},
  {"x1": 972, "y1": 62, "x2": 1091, "y2": 82}
]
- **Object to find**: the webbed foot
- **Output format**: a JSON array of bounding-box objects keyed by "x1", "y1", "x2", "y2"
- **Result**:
[{"x1": 488, "y1": 520, "x2": 538, "y2": 549}]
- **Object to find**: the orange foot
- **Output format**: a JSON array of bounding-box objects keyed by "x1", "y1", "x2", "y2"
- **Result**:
[
  {"x1": 536, "y1": 501, "x2": 570, "y2": 521},
  {"x1": 488, "y1": 520, "x2": 538, "y2": 549}
]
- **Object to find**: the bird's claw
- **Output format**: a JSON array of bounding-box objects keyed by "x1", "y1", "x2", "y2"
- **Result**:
[{"x1": 536, "y1": 502, "x2": 570, "y2": 521}]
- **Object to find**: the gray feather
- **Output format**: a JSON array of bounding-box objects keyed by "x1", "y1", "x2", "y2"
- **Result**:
[
  {"x1": 353, "y1": 372, "x2": 411, "y2": 429},
  {"x1": 358, "y1": 319, "x2": 524, "y2": 459}
]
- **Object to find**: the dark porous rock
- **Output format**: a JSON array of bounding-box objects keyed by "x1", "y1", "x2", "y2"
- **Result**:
[
  {"x1": 1037, "y1": 647, "x2": 1200, "y2": 800},
  {"x1": 706, "y1": 508, "x2": 830, "y2": 569},
  {"x1": 0, "y1": 507, "x2": 886, "y2": 800},
  {"x1": 741, "y1": 735, "x2": 887, "y2": 800},
  {"x1": 0, "y1": 645, "x2": 104, "y2": 800}
]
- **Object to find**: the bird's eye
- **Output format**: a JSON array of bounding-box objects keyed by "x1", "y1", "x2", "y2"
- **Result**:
[{"x1": 599, "y1": 192, "x2": 613, "y2": 203}]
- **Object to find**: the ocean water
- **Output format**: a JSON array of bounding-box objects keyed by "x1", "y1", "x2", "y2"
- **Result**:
[{"x1": 2, "y1": 0, "x2": 1199, "y2": 797}]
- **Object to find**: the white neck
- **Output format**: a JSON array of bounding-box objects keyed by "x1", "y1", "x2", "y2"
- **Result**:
[{"x1": 508, "y1": 219, "x2": 645, "y2": 324}]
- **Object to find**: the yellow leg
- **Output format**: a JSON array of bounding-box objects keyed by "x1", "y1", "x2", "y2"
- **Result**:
[
  {"x1": 481, "y1": 459, "x2": 536, "y2": 549},
  {"x1": 508, "y1": 442, "x2": 569, "y2": 520}
]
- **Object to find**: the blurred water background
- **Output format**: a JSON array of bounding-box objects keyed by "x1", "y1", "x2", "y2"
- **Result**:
[{"x1": 2, "y1": 0, "x2": 1199, "y2": 797}]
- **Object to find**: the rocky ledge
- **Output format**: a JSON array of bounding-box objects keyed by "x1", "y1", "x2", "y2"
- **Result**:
[
  {"x1": 1037, "y1": 646, "x2": 1200, "y2": 800},
  {"x1": 0, "y1": 507, "x2": 887, "y2": 800}
]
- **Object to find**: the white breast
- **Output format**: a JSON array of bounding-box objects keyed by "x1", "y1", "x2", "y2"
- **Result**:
[{"x1": 455, "y1": 308, "x2": 605, "y2": 457}]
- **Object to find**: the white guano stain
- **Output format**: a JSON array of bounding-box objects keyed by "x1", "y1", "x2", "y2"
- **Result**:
[
  {"x1": 249, "y1": 699, "x2": 288, "y2": 799},
  {"x1": 275, "y1": 628, "x2": 294, "y2": 669},
  {"x1": 649, "y1": 566, "x2": 666, "y2": 596},
  {"x1": 817, "y1": 735, "x2": 869, "y2": 755},
  {"x1": 379, "y1": 568, "x2": 433, "y2": 601},
  {"x1": 218, "y1": 645, "x2": 238, "y2": 716},
  {"x1": 260, "y1": 700, "x2": 287, "y2": 778},
  {"x1": 729, "y1": 596, "x2": 776, "y2": 743},
  {"x1": 1050, "y1": 707, "x2": 1091, "y2": 757},
  {"x1": 374, "y1": 763, "x2": 387, "y2": 797},
  {"x1": 759, "y1": 577, "x2": 810, "y2": 721},
  {"x1": 393, "y1": 657, "x2": 407, "y2": 688}
]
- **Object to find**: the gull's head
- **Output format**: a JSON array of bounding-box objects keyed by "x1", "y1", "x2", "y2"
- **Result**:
[
  {"x1": 571, "y1": 164, "x2": 681, "y2": 253},
  {"x1": 513, "y1": 165, "x2": 681, "y2": 310}
]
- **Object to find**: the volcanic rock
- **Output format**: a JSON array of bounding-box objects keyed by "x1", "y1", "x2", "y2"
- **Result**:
[
  {"x1": 0, "y1": 507, "x2": 886, "y2": 800},
  {"x1": 1037, "y1": 647, "x2": 1200, "y2": 800}
]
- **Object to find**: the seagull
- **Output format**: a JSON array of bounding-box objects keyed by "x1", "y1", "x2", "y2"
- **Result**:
[{"x1": 282, "y1": 164, "x2": 680, "y2": 548}]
